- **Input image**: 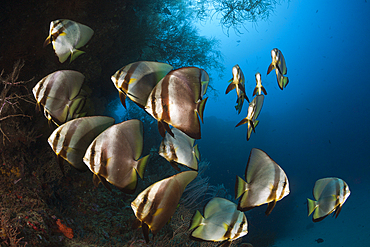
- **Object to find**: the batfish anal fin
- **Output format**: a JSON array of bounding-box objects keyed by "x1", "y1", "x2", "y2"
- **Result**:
[
  {"x1": 119, "y1": 91, "x2": 127, "y2": 109},
  {"x1": 142, "y1": 222, "x2": 150, "y2": 243},
  {"x1": 57, "y1": 155, "x2": 65, "y2": 176}
]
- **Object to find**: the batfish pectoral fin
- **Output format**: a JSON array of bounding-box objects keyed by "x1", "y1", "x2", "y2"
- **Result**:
[
  {"x1": 119, "y1": 91, "x2": 127, "y2": 109},
  {"x1": 43, "y1": 36, "x2": 51, "y2": 47},
  {"x1": 225, "y1": 82, "x2": 236, "y2": 94},
  {"x1": 235, "y1": 118, "x2": 248, "y2": 128},
  {"x1": 267, "y1": 63, "x2": 274, "y2": 75},
  {"x1": 262, "y1": 86, "x2": 267, "y2": 95},
  {"x1": 253, "y1": 87, "x2": 258, "y2": 96},
  {"x1": 70, "y1": 49, "x2": 85, "y2": 63},
  {"x1": 265, "y1": 200, "x2": 277, "y2": 216}
]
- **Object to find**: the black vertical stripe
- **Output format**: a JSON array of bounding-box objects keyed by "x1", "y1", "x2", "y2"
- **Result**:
[
  {"x1": 58, "y1": 121, "x2": 78, "y2": 158},
  {"x1": 160, "y1": 73, "x2": 171, "y2": 122},
  {"x1": 151, "y1": 86, "x2": 158, "y2": 119},
  {"x1": 267, "y1": 164, "x2": 280, "y2": 202}
]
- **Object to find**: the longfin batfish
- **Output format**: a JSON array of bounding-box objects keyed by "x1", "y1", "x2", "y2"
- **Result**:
[
  {"x1": 189, "y1": 197, "x2": 248, "y2": 245},
  {"x1": 307, "y1": 177, "x2": 350, "y2": 222},
  {"x1": 83, "y1": 119, "x2": 150, "y2": 194},
  {"x1": 48, "y1": 116, "x2": 114, "y2": 172},
  {"x1": 145, "y1": 67, "x2": 208, "y2": 139},
  {"x1": 267, "y1": 48, "x2": 289, "y2": 90},
  {"x1": 235, "y1": 95, "x2": 264, "y2": 141},
  {"x1": 235, "y1": 148, "x2": 289, "y2": 215},
  {"x1": 159, "y1": 128, "x2": 200, "y2": 171},
  {"x1": 33, "y1": 70, "x2": 86, "y2": 126},
  {"x1": 252, "y1": 72, "x2": 267, "y2": 96},
  {"x1": 111, "y1": 61, "x2": 173, "y2": 109},
  {"x1": 131, "y1": 170, "x2": 198, "y2": 243},
  {"x1": 44, "y1": 19, "x2": 94, "y2": 63},
  {"x1": 226, "y1": 65, "x2": 249, "y2": 114}
]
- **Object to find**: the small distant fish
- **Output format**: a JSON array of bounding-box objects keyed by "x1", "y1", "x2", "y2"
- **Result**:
[
  {"x1": 145, "y1": 67, "x2": 208, "y2": 139},
  {"x1": 111, "y1": 61, "x2": 173, "y2": 109},
  {"x1": 226, "y1": 65, "x2": 249, "y2": 114},
  {"x1": 48, "y1": 116, "x2": 114, "y2": 173},
  {"x1": 236, "y1": 40, "x2": 241, "y2": 43},
  {"x1": 33, "y1": 70, "x2": 86, "y2": 126},
  {"x1": 235, "y1": 95, "x2": 264, "y2": 141},
  {"x1": 252, "y1": 72, "x2": 267, "y2": 96},
  {"x1": 267, "y1": 48, "x2": 289, "y2": 90},
  {"x1": 189, "y1": 197, "x2": 248, "y2": 246},
  {"x1": 131, "y1": 171, "x2": 198, "y2": 243},
  {"x1": 83, "y1": 119, "x2": 150, "y2": 194},
  {"x1": 44, "y1": 19, "x2": 94, "y2": 63},
  {"x1": 235, "y1": 148, "x2": 290, "y2": 215},
  {"x1": 159, "y1": 128, "x2": 200, "y2": 171},
  {"x1": 163, "y1": 7, "x2": 171, "y2": 15},
  {"x1": 307, "y1": 177, "x2": 350, "y2": 222}
]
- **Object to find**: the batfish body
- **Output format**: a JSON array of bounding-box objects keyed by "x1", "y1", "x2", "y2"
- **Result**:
[
  {"x1": 253, "y1": 72, "x2": 267, "y2": 96},
  {"x1": 267, "y1": 48, "x2": 289, "y2": 90},
  {"x1": 307, "y1": 177, "x2": 350, "y2": 222},
  {"x1": 145, "y1": 67, "x2": 208, "y2": 139},
  {"x1": 159, "y1": 128, "x2": 200, "y2": 171},
  {"x1": 48, "y1": 116, "x2": 114, "y2": 171},
  {"x1": 189, "y1": 197, "x2": 248, "y2": 246},
  {"x1": 131, "y1": 170, "x2": 198, "y2": 243},
  {"x1": 33, "y1": 70, "x2": 86, "y2": 126},
  {"x1": 111, "y1": 61, "x2": 173, "y2": 108},
  {"x1": 226, "y1": 65, "x2": 249, "y2": 114},
  {"x1": 235, "y1": 148, "x2": 289, "y2": 215},
  {"x1": 84, "y1": 119, "x2": 150, "y2": 193},
  {"x1": 44, "y1": 19, "x2": 94, "y2": 63},
  {"x1": 235, "y1": 95, "x2": 264, "y2": 140}
]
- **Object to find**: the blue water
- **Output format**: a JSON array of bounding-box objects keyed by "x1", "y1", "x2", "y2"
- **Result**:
[
  {"x1": 192, "y1": 0, "x2": 370, "y2": 243},
  {"x1": 110, "y1": 0, "x2": 370, "y2": 240}
]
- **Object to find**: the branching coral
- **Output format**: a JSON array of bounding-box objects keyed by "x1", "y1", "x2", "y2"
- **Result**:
[{"x1": 0, "y1": 60, "x2": 33, "y2": 144}]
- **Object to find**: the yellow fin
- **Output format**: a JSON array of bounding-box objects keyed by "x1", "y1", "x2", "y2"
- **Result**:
[
  {"x1": 153, "y1": 208, "x2": 163, "y2": 217},
  {"x1": 307, "y1": 198, "x2": 317, "y2": 216},
  {"x1": 235, "y1": 176, "x2": 247, "y2": 199},
  {"x1": 189, "y1": 210, "x2": 203, "y2": 231},
  {"x1": 70, "y1": 49, "x2": 85, "y2": 63},
  {"x1": 128, "y1": 78, "x2": 137, "y2": 84}
]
